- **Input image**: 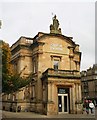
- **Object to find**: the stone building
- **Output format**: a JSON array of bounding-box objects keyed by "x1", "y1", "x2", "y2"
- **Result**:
[
  {"x1": 81, "y1": 64, "x2": 97, "y2": 105},
  {"x1": 2, "y1": 16, "x2": 82, "y2": 115}
]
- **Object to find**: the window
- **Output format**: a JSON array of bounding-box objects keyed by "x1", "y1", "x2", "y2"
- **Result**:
[
  {"x1": 53, "y1": 60, "x2": 59, "y2": 70},
  {"x1": 51, "y1": 55, "x2": 61, "y2": 70},
  {"x1": 84, "y1": 82, "x2": 88, "y2": 86},
  {"x1": 95, "y1": 70, "x2": 97, "y2": 74},
  {"x1": 84, "y1": 89, "x2": 88, "y2": 93},
  {"x1": 13, "y1": 62, "x2": 17, "y2": 73},
  {"x1": 33, "y1": 59, "x2": 37, "y2": 73}
]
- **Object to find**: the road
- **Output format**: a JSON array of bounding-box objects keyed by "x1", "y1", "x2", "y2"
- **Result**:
[{"x1": 2, "y1": 110, "x2": 96, "y2": 119}]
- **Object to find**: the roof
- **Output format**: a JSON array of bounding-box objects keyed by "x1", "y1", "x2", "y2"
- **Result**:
[{"x1": 33, "y1": 32, "x2": 76, "y2": 46}]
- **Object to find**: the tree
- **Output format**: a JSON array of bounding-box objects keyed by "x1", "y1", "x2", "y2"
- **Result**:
[
  {"x1": 3, "y1": 74, "x2": 31, "y2": 94},
  {"x1": 0, "y1": 41, "x2": 2, "y2": 92},
  {"x1": 2, "y1": 41, "x2": 13, "y2": 93},
  {"x1": 2, "y1": 41, "x2": 12, "y2": 75},
  {"x1": 2, "y1": 41, "x2": 31, "y2": 93}
]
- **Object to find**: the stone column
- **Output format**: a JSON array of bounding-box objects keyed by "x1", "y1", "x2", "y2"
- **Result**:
[
  {"x1": 48, "y1": 82, "x2": 52, "y2": 101},
  {"x1": 47, "y1": 82, "x2": 57, "y2": 115},
  {"x1": 51, "y1": 83, "x2": 52, "y2": 101},
  {"x1": 70, "y1": 58, "x2": 74, "y2": 70},
  {"x1": 76, "y1": 83, "x2": 78, "y2": 100},
  {"x1": 78, "y1": 85, "x2": 82, "y2": 100},
  {"x1": 37, "y1": 78, "x2": 43, "y2": 101},
  {"x1": 78, "y1": 84, "x2": 82, "y2": 114},
  {"x1": 70, "y1": 87, "x2": 73, "y2": 113},
  {"x1": 71, "y1": 84, "x2": 76, "y2": 113},
  {"x1": 75, "y1": 83, "x2": 79, "y2": 113}
]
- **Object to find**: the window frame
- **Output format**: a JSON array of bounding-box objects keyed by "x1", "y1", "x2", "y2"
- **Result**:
[
  {"x1": 50, "y1": 55, "x2": 62, "y2": 70},
  {"x1": 53, "y1": 59, "x2": 59, "y2": 70},
  {"x1": 32, "y1": 58, "x2": 37, "y2": 73}
]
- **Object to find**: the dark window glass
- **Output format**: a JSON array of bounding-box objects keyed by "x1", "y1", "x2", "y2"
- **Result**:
[
  {"x1": 58, "y1": 88, "x2": 69, "y2": 94},
  {"x1": 58, "y1": 96, "x2": 62, "y2": 112},
  {"x1": 64, "y1": 96, "x2": 67, "y2": 112}
]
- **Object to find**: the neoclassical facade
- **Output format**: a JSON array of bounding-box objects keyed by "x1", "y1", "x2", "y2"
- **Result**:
[
  {"x1": 81, "y1": 64, "x2": 97, "y2": 105},
  {"x1": 2, "y1": 16, "x2": 82, "y2": 115}
]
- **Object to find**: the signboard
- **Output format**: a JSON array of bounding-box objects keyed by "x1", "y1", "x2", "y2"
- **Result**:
[
  {"x1": 50, "y1": 44, "x2": 63, "y2": 51},
  {"x1": 58, "y1": 88, "x2": 69, "y2": 94}
]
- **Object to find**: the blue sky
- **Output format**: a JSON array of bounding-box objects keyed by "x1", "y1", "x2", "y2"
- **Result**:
[{"x1": 0, "y1": 0, "x2": 95, "y2": 70}]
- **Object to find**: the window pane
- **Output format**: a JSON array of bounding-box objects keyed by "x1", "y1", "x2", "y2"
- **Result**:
[
  {"x1": 54, "y1": 60, "x2": 59, "y2": 70},
  {"x1": 58, "y1": 96, "x2": 62, "y2": 112},
  {"x1": 64, "y1": 96, "x2": 67, "y2": 112}
]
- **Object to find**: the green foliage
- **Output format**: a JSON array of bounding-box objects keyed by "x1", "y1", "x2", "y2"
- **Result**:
[
  {"x1": 2, "y1": 74, "x2": 31, "y2": 94},
  {"x1": 2, "y1": 41, "x2": 12, "y2": 75},
  {"x1": 2, "y1": 74, "x2": 10, "y2": 93},
  {"x1": 0, "y1": 41, "x2": 2, "y2": 83},
  {"x1": 2, "y1": 41, "x2": 31, "y2": 94},
  {"x1": 2, "y1": 41, "x2": 12, "y2": 93}
]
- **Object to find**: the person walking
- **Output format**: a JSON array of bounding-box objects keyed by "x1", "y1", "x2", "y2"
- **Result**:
[
  {"x1": 89, "y1": 101, "x2": 95, "y2": 114},
  {"x1": 85, "y1": 100, "x2": 89, "y2": 114}
]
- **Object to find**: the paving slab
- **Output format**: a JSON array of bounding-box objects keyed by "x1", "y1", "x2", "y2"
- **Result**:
[{"x1": 2, "y1": 110, "x2": 96, "y2": 119}]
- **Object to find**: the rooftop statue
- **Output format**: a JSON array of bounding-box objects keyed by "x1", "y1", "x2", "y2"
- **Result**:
[
  {"x1": 50, "y1": 15, "x2": 62, "y2": 34},
  {"x1": 53, "y1": 15, "x2": 59, "y2": 30}
]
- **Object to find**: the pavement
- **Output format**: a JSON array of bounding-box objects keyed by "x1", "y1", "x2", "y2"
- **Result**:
[{"x1": 1, "y1": 110, "x2": 96, "y2": 119}]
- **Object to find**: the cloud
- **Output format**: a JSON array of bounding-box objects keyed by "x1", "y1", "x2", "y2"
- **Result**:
[{"x1": 0, "y1": 2, "x2": 95, "y2": 70}]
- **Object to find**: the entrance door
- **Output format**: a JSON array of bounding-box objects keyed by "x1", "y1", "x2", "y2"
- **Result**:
[{"x1": 58, "y1": 94, "x2": 69, "y2": 113}]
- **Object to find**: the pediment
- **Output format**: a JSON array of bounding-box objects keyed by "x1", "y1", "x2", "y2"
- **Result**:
[{"x1": 34, "y1": 32, "x2": 76, "y2": 47}]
